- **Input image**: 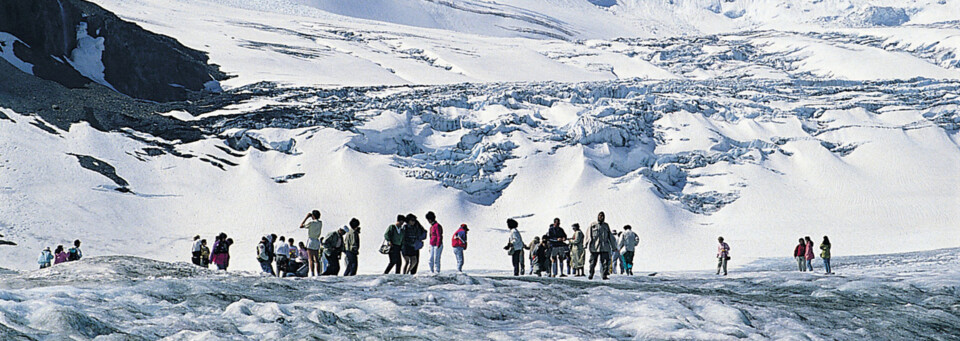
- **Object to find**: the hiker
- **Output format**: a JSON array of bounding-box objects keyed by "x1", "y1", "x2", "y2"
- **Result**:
[
  {"x1": 804, "y1": 236, "x2": 815, "y2": 272},
  {"x1": 286, "y1": 238, "x2": 298, "y2": 273},
  {"x1": 569, "y1": 223, "x2": 585, "y2": 277},
  {"x1": 585, "y1": 212, "x2": 613, "y2": 280},
  {"x1": 210, "y1": 233, "x2": 230, "y2": 271},
  {"x1": 546, "y1": 218, "x2": 568, "y2": 278},
  {"x1": 321, "y1": 227, "x2": 347, "y2": 276},
  {"x1": 343, "y1": 218, "x2": 361, "y2": 276},
  {"x1": 300, "y1": 210, "x2": 323, "y2": 276},
  {"x1": 38, "y1": 247, "x2": 54, "y2": 269},
  {"x1": 451, "y1": 224, "x2": 468, "y2": 272},
  {"x1": 534, "y1": 236, "x2": 550, "y2": 277},
  {"x1": 794, "y1": 238, "x2": 806, "y2": 272},
  {"x1": 610, "y1": 230, "x2": 622, "y2": 275},
  {"x1": 717, "y1": 236, "x2": 730, "y2": 276},
  {"x1": 384, "y1": 215, "x2": 405, "y2": 274},
  {"x1": 191, "y1": 235, "x2": 203, "y2": 266},
  {"x1": 257, "y1": 237, "x2": 275, "y2": 275},
  {"x1": 54, "y1": 245, "x2": 68, "y2": 265},
  {"x1": 67, "y1": 240, "x2": 82, "y2": 261},
  {"x1": 527, "y1": 236, "x2": 540, "y2": 275},
  {"x1": 821, "y1": 236, "x2": 833, "y2": 274},
  {"x1": 199, "y1": 239, "x2": 210, "y2": 268},
  {"x1": 619, "y1": 225, "x2": 639, "y2": 276},
  {"x1": 224, "y1": 238, "x2": 234, "y2": 270},
  {"x1": 506, "y1": 218, "x2": 526, "y2": 276},
  {"x1": 276, "y1": 236, "x2": 290, "y2": 277},
  {"x1": 401, "y1": 214, "x2": 427, "y2": 274},
  {"x1": 426, "y1": 212, "x2": 444, "y2": 274}
]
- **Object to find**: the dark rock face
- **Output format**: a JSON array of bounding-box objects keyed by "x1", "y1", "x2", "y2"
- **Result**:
[{"x1": 0, "y1": 0, "x2": 228, "y2": 102}]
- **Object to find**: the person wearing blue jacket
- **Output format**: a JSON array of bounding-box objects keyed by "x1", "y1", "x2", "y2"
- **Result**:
[{"x1": 38, "y1": 247, "x2": 54, "y2": 269}]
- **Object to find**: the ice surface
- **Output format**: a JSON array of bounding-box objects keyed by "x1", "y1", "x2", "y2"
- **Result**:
[{"x1": 1, "y1": 248, "x2": 959, "y2": 339}]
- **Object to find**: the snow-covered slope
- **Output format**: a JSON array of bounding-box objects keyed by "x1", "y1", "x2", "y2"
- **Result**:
[
  {"x1": 1, "y1": 0, "x2": 959, "y2": 275},
  {"x1": 1, "y1": 247, "x2": 959, "y2": 339}
]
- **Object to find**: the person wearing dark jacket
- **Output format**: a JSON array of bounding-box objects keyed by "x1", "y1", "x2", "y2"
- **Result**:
[
  {"x1": 794, "y1": 239, "x2": 806, "y2": 272},
  {"x1": 321, "y1": 227, "x2": 347, "y2": 276},
  {"x1": 343, "y1": 218, "x2": 361, "y2": 276},
  {"x1": 534, "y1": 236, "x2": 550, "y2": 277},
  {"x1": 401, "y1": 214, "x2": 427, "y2": 274},
  {"x1": 384, "y1": 215, "x2": 405, "y2": 274},
  {"x1": 546, "y1": 218, "x2": 568, "y2": 278}
]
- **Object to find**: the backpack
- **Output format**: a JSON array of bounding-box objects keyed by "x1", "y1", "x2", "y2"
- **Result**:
[
  {"x1": 256, "y1": 243, "x2": 269, "y2": 261},
  {"x1": 214, "y1": 241, "x2": 227, "y2": 254},
  {"x1": 67, "y1": 248, "x2": 80, "y2": 261}
]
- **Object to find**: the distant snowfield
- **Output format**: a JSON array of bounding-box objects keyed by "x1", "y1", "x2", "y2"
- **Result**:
[
  {"x1": 0, "y1": 248, "x2": 958, "y2": 339},
  {"x1": 1, "y1": 0, "x2": 959, "y2": 275}
]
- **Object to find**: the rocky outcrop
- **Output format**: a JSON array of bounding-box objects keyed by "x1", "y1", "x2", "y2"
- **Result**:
[{"x1": 0, "y1": 0, "x2": 228, "y2": 102}]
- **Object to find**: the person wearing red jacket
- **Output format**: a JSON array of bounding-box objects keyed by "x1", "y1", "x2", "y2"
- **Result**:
[
  {"x1": 427, "y1": 211, "x2": 443, "y2": 274},
  {"x1": 794, "y1": 238, "x2": 806, "y2": 272},
  {"x1": 451, "y1": 224, "x2": 469, "y2": 272}
]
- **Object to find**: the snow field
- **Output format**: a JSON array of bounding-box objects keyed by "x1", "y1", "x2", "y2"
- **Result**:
[{"x1": 1, "y1": 247, "x2": 959, "y2": 339}]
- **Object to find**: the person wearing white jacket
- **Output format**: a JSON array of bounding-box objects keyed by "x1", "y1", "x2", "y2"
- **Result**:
[
  {"x1": 506, "y1": 219, "x2": 526, "y2": 276},
  {"x1": 619, "y1": 225, "x2": 639, "y2": 276}
]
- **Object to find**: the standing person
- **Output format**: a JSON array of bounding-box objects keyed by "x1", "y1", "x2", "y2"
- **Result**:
[
  {"x1": 820, "y1": 236, "x2": 833, "y2": 274},
  {"x1": 717, "y1": 237, "x2": 730, "y2": 276},
  {"x1": 546, "y1": 218, "x2": 568, "y2": 278},
  {"x1": 427, "y1": 212, "x2": 443, "y2": 274},
  {"x1": 223, "y1": 237, "x2": 234, "y2": 270},
  {"x1": 451, "y1": 224, "x2": 468, "y2": 272},
  {"x1": 534, "y1": 236, "x2": 550, "y2": 277},
  {"x1": 401, "y1": 214, "x2": 426, "y2": 275},
  {"x1": 804, "y1": 236, "x2": 815, "y2": 272},
  {"x1": 585, "y1": 212, "x2": 613, "y2": 280},
  {"x1": 38, "y1": 247, "x2": 54, "y2": 269},
  {"x1": 210, "y1": 233, "x2": 230, "y2": 271},
  {"x1": 794, "y1": 239, "x2": 806, "y2": 272},
  {"x1": 619, "y1": 225, "x2": 639, "y2": 276},
  {"x1": 286, "y1": 238, "x2": 298, "y2": 273},
  {"x1": 343, "y1": 218, "x2": 361, "y2": 276},
  {"x1": 527, "y1": 236, "x2": 540, "y2": 275},
  {"x1": 276, "y1": 236, "x2": 290, "y2": 277},
  {"x1": 54, "y1": 245, "x2": 68, "y2": 265},
  {"x1": 300, "y1": 210, "x2": 323, "y2": 277},
  {"x1": 610, "y1": 230, "x2": 621, "y2": 275},
  {"x1": 191, "y1": 235, "x2": 203, "y2": 266},
  {"x1": 67, "y1": 240, "x2": 82, "y2": 261},
  {"x1": 257, "y1": 237, "x2": 274, "y2": 275},
  {"x1": 569, "y1": 224, "x2": 585, "y2": 277},
  {"x1": 199, "y1": 239, "x2": 210, "y2": 268},
  {"x1": 384, "y1": 215, "x2": 405, "y2": 274},
  {"x1": 321, "y1": 227, "x2": 347, "y2": 276},
  {"x1": 507, "y1": 219, "x2": 526, "y2": 276}
]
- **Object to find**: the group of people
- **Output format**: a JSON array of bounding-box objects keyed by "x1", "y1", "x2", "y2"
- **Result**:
[
  {"x1": 794, "y1": 236, "x2": 833, "y2": 274},
  {"x1": 178, "y1": 209, "x2": 840, "y2": 278},
  {"x1": 37, "y1": 239, "x2": 83, "y2": 269},
  {"x1": 381, "y1": 212, "x2": 469, "y2": 274},
  {"x1": 194, "y1": 233, "x2": 235, "y2": 270},
  {"x1": 189, "y1": 210, "x2": 471, "y2": 278},
  {"x1": 506, "y1": 212, "x2": 642, "y2": 280}
]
